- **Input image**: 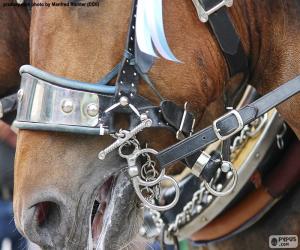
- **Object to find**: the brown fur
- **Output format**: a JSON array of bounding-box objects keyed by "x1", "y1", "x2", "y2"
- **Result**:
[
  {"x1": 13, "y1": 0, "x2": 300, "y2": 249},
  {"x1": 0, "y1": 0, "x2": 30, "y2": 96}
]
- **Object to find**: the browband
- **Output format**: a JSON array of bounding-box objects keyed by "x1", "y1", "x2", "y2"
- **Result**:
[{"x1": 156, "y1": 75, "x2": 300, "y2": 169}]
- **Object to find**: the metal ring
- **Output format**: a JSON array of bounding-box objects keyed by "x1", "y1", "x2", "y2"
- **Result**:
[
  {"x1": 131, "y1": 148, "x2": 166, "y2": 186},
  {"x1": 132, "y1": 175, "x2": 180, "y2": 211},
  {"x1": 204, "y1": 162, "x2": 238, "y2": 197}
]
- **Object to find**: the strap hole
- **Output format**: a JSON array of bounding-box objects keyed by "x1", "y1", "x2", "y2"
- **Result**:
[{"x1": 202, "y1": 136, "x2": 206, "y2": 140}]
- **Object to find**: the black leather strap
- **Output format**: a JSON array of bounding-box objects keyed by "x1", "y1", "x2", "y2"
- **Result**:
[
  {"x1": 201, "y1": 0, "x2": 248, "y2": 77},
  {"x1": 114, "y1": 0, "x2": 139, "y2": 102},
  {"x1": 0, "y1": 93, "x2": 18, "y2": 120},
  {"x1": 156, "y1": 75, "x2": 300, "y2": 169}
]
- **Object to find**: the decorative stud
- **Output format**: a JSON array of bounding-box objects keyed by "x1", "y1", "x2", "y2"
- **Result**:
[
  {"x1": 86, "y1": 103, "x2": 99, "y2": 117},
  {"x1": 221, "y1": 161, "x2": 231, "y2": 173},
  {"x1": 120, "y1": 96, "x2": 129, "y2": 106},
  {"x1": 61, "y1": 100, "x2": 74, "y2": 114}
]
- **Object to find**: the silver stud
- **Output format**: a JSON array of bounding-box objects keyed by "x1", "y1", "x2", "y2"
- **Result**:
[
  {"x1": 120, "y1": 96, "x2": 129, "y2": 106},
  {"x1": 17, "y1": 89, "x2": 24, "y2": 102},
  {"x1": 221, "y1": 161, "x2": 231, "y2": 173},
  {"x1": 61, "y1": 100, "x2": 74, "y2": 114},
  {"x1": 139, "y1": 227, "x2": 146, "y2": 236},
  {"x1": 133, "y1": 72, "x2": 137, "y2": 76},
  {"x1": 122, "y1": 70, "x2": 126, "y2": 74},
  {"x1": 140, "y1": 113, "x2": 148, "y2": 121},
  {"x1": 216, "y1": 184, "x2": 223, "y2": 191},
  {"x1": 86, "y1": 103, "x2": 99, "y2": 117}
]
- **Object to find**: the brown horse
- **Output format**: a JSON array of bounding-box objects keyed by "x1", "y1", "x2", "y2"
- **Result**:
[{"x1": 13, "y1": 0, "x2": 300, "y2": 249}]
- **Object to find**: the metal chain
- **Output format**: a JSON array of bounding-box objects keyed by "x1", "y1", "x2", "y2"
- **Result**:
[{"x1": 149, "y1": 114, "x2": 269, "y2": 237}]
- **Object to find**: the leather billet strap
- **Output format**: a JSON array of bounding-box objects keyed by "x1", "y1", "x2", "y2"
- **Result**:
[
  {"x1": 156, "y1": 75, "x2": 300, "y2": 169},
  {"x1": 197, "y1": 0, "x2": 249, "y2": 77},
  {"x1": 0, "y1": 93, "x2": 18, "y2": 120}
]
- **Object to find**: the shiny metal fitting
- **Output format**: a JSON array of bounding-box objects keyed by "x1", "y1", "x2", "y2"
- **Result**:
[
  {"x1": 61, "y1": 99, "x2": 74, "y2": 114},
  {"x1": 86, "y1": 103, "x2": 99, "y2": 117},
  {"x1": 120, "y1": 96, "x2": 129, "y2": 106},
  {"x1": 17, "y1": 89, "x2": 24, "y2": 102},
  {"x1": 191, "y1": 151, "x2": 211, "y2": 177},
  {"x1": 0, "y1": 101, "x2": 3, "y2": 119}
]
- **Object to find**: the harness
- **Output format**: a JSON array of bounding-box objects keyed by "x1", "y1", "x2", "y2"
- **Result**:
[{"x1": 1, "y1": 0, "x2": 300, "y2": 245}]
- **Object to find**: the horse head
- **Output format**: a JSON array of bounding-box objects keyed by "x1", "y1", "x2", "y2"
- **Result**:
[{"x1": 13, "y1": 0, "x2": 300, "y2": 249}]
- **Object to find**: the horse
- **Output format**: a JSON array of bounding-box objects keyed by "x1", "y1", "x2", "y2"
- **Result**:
[
  {"x1": 0, "y1": 0, "x2": 29, "y2": 248},
  {"x1": 13, "y1": 0, "x2": 300, "y2": 249}
]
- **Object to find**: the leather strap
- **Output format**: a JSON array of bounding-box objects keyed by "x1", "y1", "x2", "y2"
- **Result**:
[
  {"x1": 157, "y1": 75, "x2": 300, "y2": 169},
  {"x1": 200, "y1": 0, "x2": 248, "y2": 77}
]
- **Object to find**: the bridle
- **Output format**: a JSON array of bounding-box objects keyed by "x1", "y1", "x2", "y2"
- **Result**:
[{"x1": 1, "y1": 0, "x2": 300, "y2": 245}]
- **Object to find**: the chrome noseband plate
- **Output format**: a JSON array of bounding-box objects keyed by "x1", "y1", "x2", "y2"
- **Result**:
[{"x1": 15, "y1": 73, "x2": 101, "y2": 133}]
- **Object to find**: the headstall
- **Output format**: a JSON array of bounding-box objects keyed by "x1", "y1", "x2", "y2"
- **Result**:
[{"x1": 1, "y1": 0, "x2": 300, "y2": 242}]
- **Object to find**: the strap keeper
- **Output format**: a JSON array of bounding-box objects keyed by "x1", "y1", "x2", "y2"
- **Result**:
[
  {"x1": 192, "y1": 0, "x2": 233, "y2": 23},
  {"x1": 176, "y1": 102, "x2": 195, "y2": 140},
  {"x1": 191, "y1": 151, "x2": 211, "y2": 177}
]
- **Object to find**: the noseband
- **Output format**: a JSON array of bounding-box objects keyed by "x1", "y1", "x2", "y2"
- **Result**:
[{"x1": 2, "y1": 0, "x2": 300, "y2": 244}]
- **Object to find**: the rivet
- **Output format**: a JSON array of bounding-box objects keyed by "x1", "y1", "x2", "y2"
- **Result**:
[
  {"x1": 131, "y1": 83, "x2": 135, "y2": 87},
  {"x1": 120, "y1": 96, "x2": 129, "y2": 106},
  {"x1": 221, "y1": 162, "x2": 231, "y2": 173},
  {"x1": 140, "y1": 113, "x2": 148, "y2": 121},
  {"x1": 158, "y1": 110, "x2": 162, "y2": 113},
  {"x1": 216, "y1": 184, "x2": 223, "y2": 191},
  {"x1": 207, "y1": 195, "x2": 213, "y2": 203},
  {"x1": 133, "y1": 72, "x2": 137, "y2": 76},
  {"x1": 120, "y1": 80, "x2": 123, "y2": 84},
  {"x1": 17, "y1": 89, "x2": 24, "y2": 102},
  {"x1": 86, "y1": 103, "x2": 99, "y2": 117},
  {"x1": 132, "y1": 25, "x2": 135, "y2": 29},
  {"x1": 61, "y1": 100, "x2": 74, "y2": 114},
  {"x1": 255, "y1": 153, "x2": 260, "y2": 159},
  {"x1": 130, "y1": 93, "x2": 134, "y2": 97},
  {"x1": 122, "y1": 70, "x2": 126, "y2": 74},
  {"x1": 130, "y1": 36, "x2": 134, "y2": 41}
]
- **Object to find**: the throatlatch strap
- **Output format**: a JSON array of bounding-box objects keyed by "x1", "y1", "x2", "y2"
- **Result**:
[
  {"x1": 201, "y1": 0, "x2": 248, "y2": 77},
  {"x1": 156, "y1": 75, "x2": 300, "y2": 169}
]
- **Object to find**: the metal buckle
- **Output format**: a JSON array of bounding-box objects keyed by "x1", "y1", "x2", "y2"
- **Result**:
[
  {"x1": 192, "y1": 0, "x2": 233, "y2": 23},
  {"x1": 0, "y1": 101, "x2": 3, "y2": 119},
  {"x1": 213, "y1": 110, "x2": 243, "y2": 141},
  {"x1": 176, "y1": 102, "x2": 195, "y2": 140}
]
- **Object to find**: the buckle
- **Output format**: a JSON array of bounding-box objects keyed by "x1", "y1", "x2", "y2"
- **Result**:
[
  {"x1": 213, "y1": 110, "x2": 243, "y2": 141},
  {"x1": 0, "y1": 101, "x2": 3, "y2": 119},
  {"x1": 192, "y1": 0, "x2": 233, "y2": 23},
  {"x1": 176, "y1": 102, "x2": 195, "y2": 140}
]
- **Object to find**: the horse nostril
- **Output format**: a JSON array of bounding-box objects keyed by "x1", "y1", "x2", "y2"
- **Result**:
[
  {"x1": 23, "y1": 201, "x2": 63, "y2": 247},
  {"x1": 35, "y1": 201, "x2": 61, "y2": 229}
]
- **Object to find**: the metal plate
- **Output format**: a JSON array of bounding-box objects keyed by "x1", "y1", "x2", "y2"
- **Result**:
[{"x1": 16, "y1": 73, "x2": 100, "y2": 128}]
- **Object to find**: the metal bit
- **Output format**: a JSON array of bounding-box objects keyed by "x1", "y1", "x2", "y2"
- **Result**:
[{"x1": 98, "y1": 118, "x2": 152, "y2": 160}]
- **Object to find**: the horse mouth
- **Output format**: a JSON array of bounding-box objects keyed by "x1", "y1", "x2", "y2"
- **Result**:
[{"x1": 91, "y1": 175, "x2": 116, "y2": 249}]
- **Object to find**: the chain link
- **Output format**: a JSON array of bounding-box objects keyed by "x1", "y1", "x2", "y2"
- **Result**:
[{"x1": 149, "y1": 114, "x2": 268, "y2": 237}]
